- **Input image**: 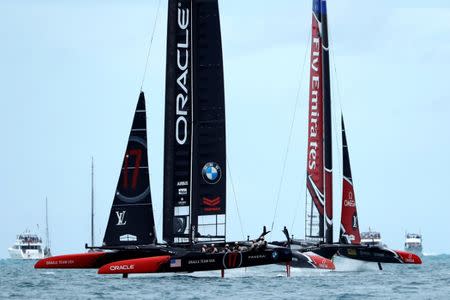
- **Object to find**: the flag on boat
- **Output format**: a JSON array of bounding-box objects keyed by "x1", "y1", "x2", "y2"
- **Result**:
[{"x1": 170, "y1": 259, "x2": 181, "y2": 268}]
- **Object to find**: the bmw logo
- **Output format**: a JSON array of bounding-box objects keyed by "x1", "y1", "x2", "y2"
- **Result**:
[{"x1": 202, "y1": 162, "x2": 222, "y2": 184}]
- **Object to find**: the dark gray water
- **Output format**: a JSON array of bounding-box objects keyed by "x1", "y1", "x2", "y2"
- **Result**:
[{"x1": 1, "y1": 255, "x2": 449, "y2": 299}]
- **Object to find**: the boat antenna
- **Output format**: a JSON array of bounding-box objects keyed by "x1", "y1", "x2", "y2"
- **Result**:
[
  {"x1": 91, "y1": 157, "x2": 95, "y2": 247},
  {"x1": 45, "y1": 197, "x2": 51, "y2": 253},
  {"x1": 140, "y1": 0, "x2": 163, "y2": 91}
]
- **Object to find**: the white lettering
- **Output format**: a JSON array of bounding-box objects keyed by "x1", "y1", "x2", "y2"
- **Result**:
[
  {"x1": 344, "y1": 199, "x2": 356, "y2": 207},
  {"x1": 110, "y1": 264, "x2": 135, "y2": 271},
  {"x1": 116, "y1": 211, "x2": 127, "y2": 226},
  {"x1": 177, "y1": 49, "x2": 189, "y2": 71},
  {"x1": 176, "y1": 116, "x2": 187, "y2": 144},
  {"x1": 175, "y1": 5, "x2": 190, "y2": 146},
  {"x1": 178, "y1": 8, "x2": 189, "y2": 30},
  {"x1": 308, "y1": 38, "x2": 322, "y2": 171}
]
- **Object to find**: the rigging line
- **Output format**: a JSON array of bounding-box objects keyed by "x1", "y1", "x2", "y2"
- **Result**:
[
  {"x1": 329, "y1": 20, "x2": 348, "y2": 230},
  {"x1": 290, "y1": 170, "x2": 306, "y2": 232},
  {"x1": 329, "y1": 34, "x2": 344, "y2": 115},
  {"x1": 270, "y1": 32, "x2": 311, "y2": 234},
  {"x1": 330, "y1": 62, "x2": 343, "y2": 221},
  {"x1": 140, "y1": 0, "x2": 162, "y2": 91},
  {"x1": 327, "y1": 15, "x2": 344, "y2": 119},
  {"x1": 329, "y1": 54, "x2": 342, "y2": 179},
  {"x1": 330, "y1": 31, "x2": 361, "y2": 223},
  {"x1": 329, "y1": 25, "x2": 344, "y2": 182},
  {"x1": 304, "y1": 178, "x2": 308, "y2": 239},
  {"x1": 226, "y1": 158, "x2": 245, "y2": 241}
]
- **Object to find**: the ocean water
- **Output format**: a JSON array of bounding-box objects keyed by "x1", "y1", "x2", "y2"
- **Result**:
[{"x1": 1, "y1": 255, "x2": 449, "y2": 299}]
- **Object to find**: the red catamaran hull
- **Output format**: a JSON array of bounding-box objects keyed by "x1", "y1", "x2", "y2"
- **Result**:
[
  {"x1": 291, "y1": 251, "x2": 335, "y2": 270},
  {"x1": 98, "y1": 256, "x2": 171, "y2": 274},
  {"x1": 34, "y1": 252, "x2": 108, "y2": 269},
  {"x1": 34, "y1": 249, "x2": 168, "y2": 269}
]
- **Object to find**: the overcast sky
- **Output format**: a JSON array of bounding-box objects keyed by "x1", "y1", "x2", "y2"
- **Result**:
[{"x1": 1, "y1": 0, "x2": 449, "y2": 258}]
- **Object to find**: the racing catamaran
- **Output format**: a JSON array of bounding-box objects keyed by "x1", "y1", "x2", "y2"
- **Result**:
[
  {"x1": 35, "y1": 0, "x2": 291, "y2": 277},
  {"x1": 287, "y1": 0, "x2": 421, "y2": 268}
]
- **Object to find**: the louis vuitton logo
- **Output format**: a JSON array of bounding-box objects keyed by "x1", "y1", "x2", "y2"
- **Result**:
[{"x1": 116, "y1": 211, "x2": 127, "y2": 226}]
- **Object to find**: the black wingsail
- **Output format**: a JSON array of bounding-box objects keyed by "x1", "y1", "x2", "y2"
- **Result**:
[
  {"x1": 190, "y1": 0, "x2": 226, "y2": 243},
  {"x1": 103, "y1": 92, "x2": 157, "y2": 247},
  {"x1": 163, "y1": 0, "x2": 226, "y2": 244},
  {"x1": 163, "y1": 0, "x2": 194, "y2": 244}
]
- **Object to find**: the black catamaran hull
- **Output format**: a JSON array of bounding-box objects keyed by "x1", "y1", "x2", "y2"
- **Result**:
[
  {"x1": 270, "y1": 235, "x2": 335, "y2": 270},
  {"x1": 298, "y1": 243, "x2": 421, "y2": 265},
  {"x1": 336, "y1": 246, "x2": 422, "y2": 264},
  {"x1": 100, "y1": 248, "x2": 291, "y2": 274},
  {"x1": 35, "y1": 246, "x2": 292, "y2": 275}
]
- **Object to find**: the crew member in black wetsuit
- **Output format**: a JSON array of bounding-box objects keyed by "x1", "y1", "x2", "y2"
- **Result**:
[{"x1": 223, "y1": 244, "x2": 231, "y2": 253}]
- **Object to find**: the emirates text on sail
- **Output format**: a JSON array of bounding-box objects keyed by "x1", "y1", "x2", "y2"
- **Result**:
[{"x1": 308, "y1": 37, "x2": 321, "y2": 170}]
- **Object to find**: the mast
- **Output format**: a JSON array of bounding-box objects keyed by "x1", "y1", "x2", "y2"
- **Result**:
[
  {"x1": 91, "y1": 157, "x2": 95, "y2": 247},
  {"x1": 339, "y1": 115, "x2": 361, "y2": 244},
  {"x1": 321, "y1": 0, "x2": 333, "y2": 244},
  {"x1": 163, "y1": 0, "x2": 226, "y2": 245}
]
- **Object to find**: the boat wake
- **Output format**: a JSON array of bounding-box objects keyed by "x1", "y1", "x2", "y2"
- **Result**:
[
  {"x1": 422, "y1": 252, "x2": 446, "y2": 257},
  {"x1": 333, "y1": 256, "x2": 379, "y2": 272}
]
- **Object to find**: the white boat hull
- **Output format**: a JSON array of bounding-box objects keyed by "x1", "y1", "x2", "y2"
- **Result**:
[{"x1": 8, "y1": 247, "x2": 45, "y2": 260}]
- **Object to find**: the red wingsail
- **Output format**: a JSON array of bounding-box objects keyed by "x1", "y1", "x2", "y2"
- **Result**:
[{"x1": 305, "y1": 0, "x2": 325, "y2": 242}]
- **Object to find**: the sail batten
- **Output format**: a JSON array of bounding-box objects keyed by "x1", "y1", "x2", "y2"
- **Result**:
[{"x1": 103, "y1": 92, "x2": 157, "y2": 247}]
